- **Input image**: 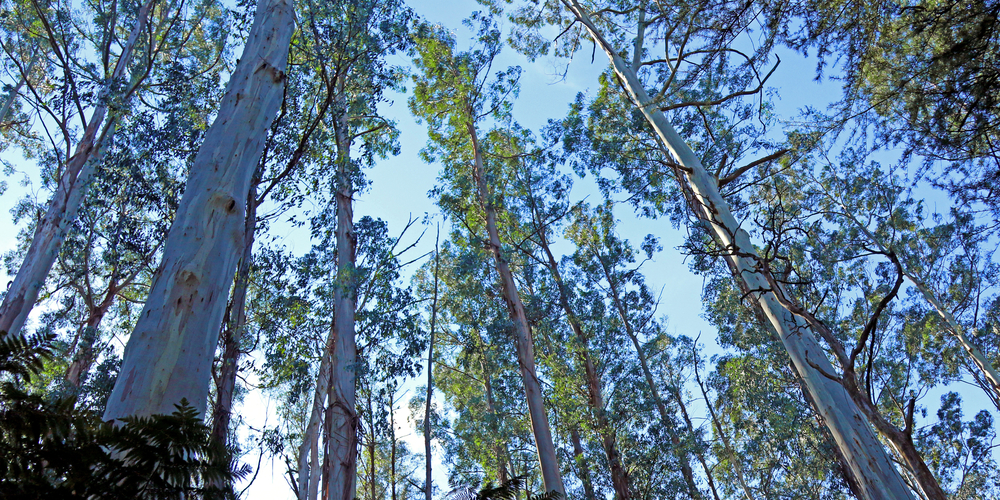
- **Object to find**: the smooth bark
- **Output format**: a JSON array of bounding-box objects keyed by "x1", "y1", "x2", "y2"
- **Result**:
[
  {"x1": 424, "y1": 224, "x2": 440, "y2": 500},
  {"x1": 325, "y1": 94, "x2": 359, "y2": 500},
  {"x1": 299, "y1": 321, "x2": 337, "y2": 500},
  {"x1": 0, "y1": 0, "x2": 155, "y2": 339},
  {"x1": 564, "y1": 3, "x2": 915, "y2": 499},
  {"x1": 468, "y1": 122, "x2": 565, "y2": 496},
  {"x1": 103, "y1": 0, "x2": 295, "y2": 420},
  {"x1": 211, "y1": 183, "x2": 258, "y2": 445}
]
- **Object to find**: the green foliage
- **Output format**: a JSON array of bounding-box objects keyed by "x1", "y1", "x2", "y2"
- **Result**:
[
  {"x1": 0, "y1": 332, "x2": 248, "y2": 498},
  {"x1": 450, "y1": 474, "x2": 563, "y2": 500}
]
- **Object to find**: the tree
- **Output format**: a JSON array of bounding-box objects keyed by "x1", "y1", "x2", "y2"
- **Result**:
[
  {"x1": 411, "y1": 19, "x2": 565, "y2": 496},
  {"x1": 0, "y1": 0, "x2": 226, "y2": 339},
  {"x1": 103, "y1": 0, "x2": 295, "y2": 421}
]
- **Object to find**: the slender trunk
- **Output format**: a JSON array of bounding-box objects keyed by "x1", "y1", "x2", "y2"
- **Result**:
[
  {"x1": 424, "y1": 224, "x2": 440, "y2": 500},
  {"x1": 64, "y1": 286, "x2": 116, "y2": 386},
  {"x1": 915, "y1": 280, "x2": 1000, "y2": 406},
  {"x1": 535, "y1": 231, "x2": 629, "y2": 499},
  {"x1": 484, "y1": 368, "x2": 511, "y2": 484},
  {"x1": 841, "y1": 211, "x2": 1000, "y2": 408},
  {"x1": 103, "y1": 0, "x2": 294, "y2": 421},
  {"x1": 570, "y1": 427, "x2": 597, "y2": 500},
  {"x1": 390, "y1": 396, "x2": 398, "y2": 500},
  {"x1": 692, "y1": 350, "x2": 755, "y2": 500},
  {"x1": 211, "y1": 182, "x2": 258, "y2": 445},
  {"x1": 672, "y1": 387, "x2": 722, "y2": 500},
  {"x1": 599, "y1": 259, "x2": 702, "y2": 499},
  {"x1": 322, "y1": 377, "x2": 335, "y2": 500},
  {"x1": 476, "y1": 332, "x2": 511, "y2": 485},
  {"x1": 299, "y1": 321, "x2": 337, "y2": 500},
  {"x1": 0, "y1": 48, "x2": 39, "y2": 126},
  {"x1": 0, "y1": 0, "x2": 156, "y2": 340},
  {"x1": 367, "y1": 388, "x2": 376, "y2": 500},
  {"x1": 467, "y1": 121, "x2": 565, "y2": 496},
  {"x1": 326, "y1": 93, "x2": 359, "y2": 500},
  {"x1": 564, "y1": 4, "x2": 914, "y2": 499}
]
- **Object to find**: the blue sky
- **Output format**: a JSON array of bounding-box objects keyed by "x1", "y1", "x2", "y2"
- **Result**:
[{"x1": 1, "y1": 0, "x2": 996, "y2": 497}]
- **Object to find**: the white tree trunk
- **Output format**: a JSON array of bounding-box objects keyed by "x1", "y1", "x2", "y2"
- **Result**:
[
  {"x1": 0, "y1": 48, "x2": 39, "y2": 126},
  {"x1": 564, "y1": 3, "x2": 914, "y2": 499},
  {"x1": 0, "y1": 0, "x2": 156, "y2": 339},
  {"x1": 103, "y1": 0, "x2": 295, "y2": 420},
  {"x1": 326, "y1": 103, "x2": 359, "y2": 500},
  {"x1": 468, "y1": 123, "x2": 565, "y2": 496},
  {"x1": 298, "y1": 323, "x2": 336, "y2": 500}
]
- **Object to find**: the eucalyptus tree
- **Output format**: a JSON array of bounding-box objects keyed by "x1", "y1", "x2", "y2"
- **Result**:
[
  {"x1": 495, "y1": 0, "x2": 922, "y2": 497},
  {"x1": 290, "y1": 215, "x2": 423, "y2": 500},
  {"x1": 56, "y1": 110, "x2": 188, "y2": 392},
  {"x1": 425, "y1": 241, "x2": 535, "y2": 490},
  {"x1": 103, "y1": 0, "x2": 295, "y2": 421},
  {"x1": 509, "y1": 149, "x2": 635, "y2": 500},
  {"x1": 410, "y1": 20, "x2": 565, "y2": 496},
  {"x1": 283, "y1": 1, "x2": 414, "y2": 497},
  {"x1": 733, "y1": 151, "x2": 1000, "y2": 497},
  {"x1": 0, "y1": 0, "x2": 228, "y2": 339},
  {"x1": 565, "y1": 201, "x2": 714, "y2": 499}
]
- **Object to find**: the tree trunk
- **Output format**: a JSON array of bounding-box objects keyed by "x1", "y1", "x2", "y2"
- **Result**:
[
  {"x1": 0, "y1": 0, "x2": 156, "y2": 340},
  {"x1": 322, "y1": 377, "x2": 335, "y2": 500},
  {"x1": 570, "y1": 426, "x2": 597, "y2": 500},
  {"x1": 534, "y1": 229, "x2": 630, "y2": 499},
  {"x1": 599, "y1": 259, "x2": 702, "y2": 499},
  {"x1": 842, "y1": 211, "x2": 1000, "y2": 408},
  {"x1": 326, "y1": 94, "x2": 359, "y2": 500},
  {"x1": 390, "y1": 395, "x2": 398, "y2": 500},
  {"x1": 211, "y1": 181, "x2": 258, "y2": 445},
  {"x1": 64, "y1": 285, "x2": 117, "y2": 387},
  {"x1": 103, "y1": 0, "x2": 295, "y2": 421},
  {"x1": 424, "y1": 224, "x2": 440, "y2": 500},
  {"x1": 299, "y1": 319, "x2": 337, "y2": 500},
  {"x1": 467, "y1": 121, "x2": 565, "y2": 496},
  {"x1": 564, "y1": 3, "x2": 914, "y2": 499},
  {"x1": 0, "y1": 48, "x2": 39, "y2": 126},
  {"x1": 474, "y1": 328, "x2": 512, "y2": 485}
]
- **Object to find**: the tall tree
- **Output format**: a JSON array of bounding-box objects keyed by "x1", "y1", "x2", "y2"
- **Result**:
[
  {"x1": 103, "y1": 0, "x2": 295, "y2": 420},
  {"x1": 410, "y1": 20, "x2": 565, "y2": 496},
  {"x1": 503, "y1": 1, "x2": 919, "y2": 498},
  {"x1": 0, "y1": 0, "x2": 224, "y2": 338}
]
